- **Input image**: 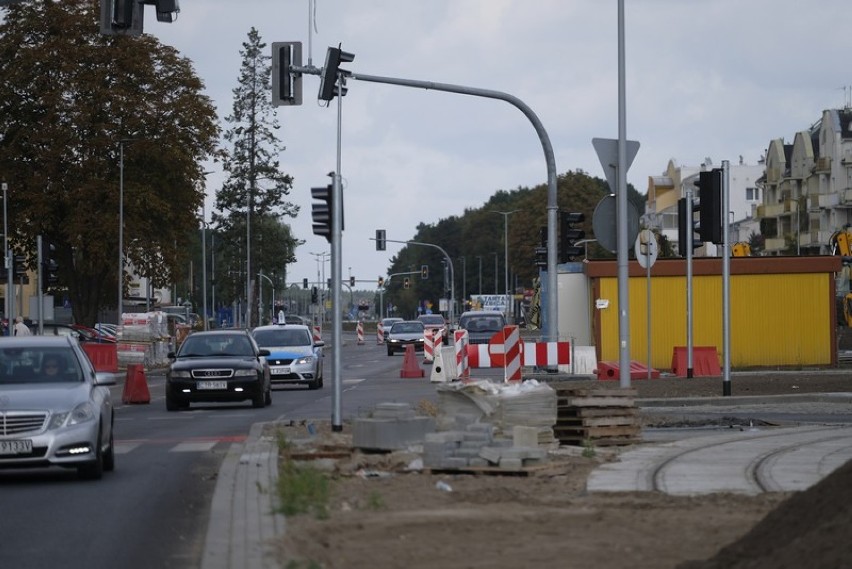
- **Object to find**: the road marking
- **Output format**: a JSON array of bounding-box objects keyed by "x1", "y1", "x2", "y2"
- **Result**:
[
  {"x1": 114, "y1": 442, "x2": 141, "y2": 454},
  {"x1": 171, "y1": 441, "x2": 218, "y2": 453},
  {"x1": 343, "y1": 378, "x2": 366, "y2": 384}
]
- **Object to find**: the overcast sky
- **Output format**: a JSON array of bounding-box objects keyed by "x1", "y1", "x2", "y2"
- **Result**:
[{"x1": 151, "y1": 0, "x2": 849, "y2": 290}]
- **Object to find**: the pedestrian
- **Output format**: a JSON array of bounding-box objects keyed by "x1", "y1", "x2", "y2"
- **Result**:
[{"x1": 13, "y1": 316, "x2": 31, "y2": 336}]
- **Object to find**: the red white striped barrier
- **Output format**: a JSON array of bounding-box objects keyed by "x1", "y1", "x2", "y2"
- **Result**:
[
  {"x1": 376, "y1": 322, "x2": 384, "y2": 345},
  {"x1": 423, "y1": 328, "x2": 443, "y2": 363},
  {"x1": 466, "y1": 339, "x2": 571, "y2": 369},
  {"x1": 453, "y1": 329, "x2": 470, "y2": 379},
  {"x1": 356, "y1": 321, "x2": 365, "y2": 345},
  {"x1": 503, "y1": 326, "x2": 521, "y2": 381},
  {"x1": 312, "y1": 325, "x2": 322, "y2": 343}
]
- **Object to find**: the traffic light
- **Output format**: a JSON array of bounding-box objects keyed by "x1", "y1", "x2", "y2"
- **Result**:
[
  {"x1": 697, "y1": 169, "x2": 723, "y2": 244},
  {"x1": 302, "y1": 278, "x2": 308, "y2": 289},
  {"x1": 13, "y1": 254, "x2": 26, "y2": 277},
  {"x1": 376, "y1": 229, "x2": 386, "y2": 251},
  {"x1": 99, "y1": 0, "x2": 179, "y2": 36},
  {"x1": 271, "y1": 42, "x2": 303, "y2": 107},
  {"x1": 378, "y1": 276, "x2": 384, "y2": 288},
  {"x1": 534, "y1": 226, "x2": 547, "y2": 268},
  {"x1": 41, "y1": 239, "x2": 58, "y2": 293},
  {"x1": 559, "y1": 211, "x2": 585, "y2": 263},
  {"x1": 403, "y1": 277, "x2": 410, "y2": 289},
  {"x1": 349, "y1": 276, "x2": 355, "y2": 287},
  {"x1": 311, "y1": 183, "x2": 333, "y2": 242},
  {"x1": 677, "y1": 197, "x2": 701, "y2": 255},
  {"x1": 421, "y1": 265, "x2": 428, "y2": 279},
  {"x1": 311, "y1": 286, "x2": 318, "y2": 304},
  {"x1": 318, "y1": 45, "x2": 355, "y2": 102}
]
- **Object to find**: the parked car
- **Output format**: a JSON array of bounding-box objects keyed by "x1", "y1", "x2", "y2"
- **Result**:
[
  {"x1": 165, "y1": 330, "x2": 271, "y2": 411},
  {"x1": 380, "y1": 317, "x2": 403, "y2": 342},
  {"x1": 40, "y1": 323, "x2": 116, "y2": 343},
  {"x1": 0, "y1": 336, "x2": 117, "y2": 479},
  {"x1": 252, "y1": 324, "x2": 324, "y2": 390},
  {"x1": 281, "y1": 314, "x2": 310, "y2": 326},
  {"x1": 385, "y1": 320, "x2": 426, "y2": 356},
  {"x1": 417, "y1": 314, "x2": 449, "y2": 345},
  {"x1": 457, "y1": 311, "x2": 506, "y2": 344}
]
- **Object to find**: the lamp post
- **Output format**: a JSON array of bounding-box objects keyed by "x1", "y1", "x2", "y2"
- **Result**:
[
  {"x1": 2, "y1": 182, "x2": 9, "y2": 334},
  {"x1": 258, "y1": 271, "x2": 274, "y2": 324},
  {"x1": 492, "y1": 210, "x2": 519, "y2": 319},
  {"x1": 492, "y1": 252, "x2": 498, "y2": 294},
  {"x1": 476, "y1": 255, "x2": 483, "y2": 295},
  {"x1": 310, "y1": 251, "x2": 330, "y2": 323},
  {"x1": 458, "y1": 256, "x2": 466, "y2": 308}
]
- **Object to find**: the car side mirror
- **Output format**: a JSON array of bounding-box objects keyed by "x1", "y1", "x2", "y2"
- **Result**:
[
  {"x1": 167, "y1": 351, "x2": 176, "y2": 359},
  {"x1": 258, "y1": 348, "x2": 271, "y2": 357},
  {"x1": 314, "y1": 340, "x2": 325, "y2": 348}
]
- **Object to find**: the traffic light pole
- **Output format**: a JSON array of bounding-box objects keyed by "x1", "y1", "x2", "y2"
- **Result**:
[
  {"x1": 291, "y1": 62, "x2": 561, "y2": 341},
  {"x1": 377, "y1": 239, "x2": 455, "y2": 324},
  {"x1": 331, "y1": 72, "x2": 344, "y2": 432}
]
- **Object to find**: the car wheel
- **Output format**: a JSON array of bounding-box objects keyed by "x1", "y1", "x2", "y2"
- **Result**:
[
  {"x1": 252, "y1": 387, "x2": 265, "y2": 408},
  {"x1": 103, "y1": 418, "x2": 115, "y2": 472},
  {"x1": 387, "y1": 346, "x2": 394, "y2": 356},
  {"x1": 165, "y1": 391, "x2": 182, "y2": 412},
  {"x1": 307, "y1": 376, "x2": 320, "y2": 390},
  {"x1": 264, "y1": 384, "x2": 272, "y2": 406},
  {"x1": 78, "y1": 424, "x2": 105, "y2": 480}
]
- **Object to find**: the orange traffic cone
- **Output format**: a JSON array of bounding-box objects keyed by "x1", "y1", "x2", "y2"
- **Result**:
[
  {"x1": 399, "y1": 345, "x2": 425, "y2": 378},
  {"x1": 122, "y1": 363, "x2": 151, "y2": 404}
]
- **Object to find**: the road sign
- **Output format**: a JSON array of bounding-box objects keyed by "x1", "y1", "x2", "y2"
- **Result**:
[
  {"x1": 635, "y1": 229, "x2": 658, "y2": 269},
  {"x1": 592, "y1": 138, "x2": 640, "y2": 194},
  {"x1": 592, "y1": 194, "x2": 640, "y2": 253}
]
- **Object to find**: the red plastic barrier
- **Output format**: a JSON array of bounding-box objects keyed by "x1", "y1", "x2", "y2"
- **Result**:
[
  {"x1": 399, "y1": 345, "x2": 425, "y2": 378},
  {"x1": 596, "y1": 360, "x2": 660, "y2": 380},
  {"x1": 671, "y1": 346, "x2": 721, "y2": 377},
  {"x1": 122, "y1": 363, "x2": 150, "y2": 404},
  {"x1": 82, "y1": 343, "x2": 119, "y2": 373}
]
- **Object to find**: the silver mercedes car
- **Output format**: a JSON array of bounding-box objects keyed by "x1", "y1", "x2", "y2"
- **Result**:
[{"x1": 0, "y1": 336, "x2": 116, "y2": 479}]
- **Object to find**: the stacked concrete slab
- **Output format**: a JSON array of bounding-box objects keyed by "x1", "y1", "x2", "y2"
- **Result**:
[
  {"x1": 352, "y1": 402, "x2": 436, "y2": 451},
  {"x1": 422, "y1": 420, "x2": 548, "y2": 471}
]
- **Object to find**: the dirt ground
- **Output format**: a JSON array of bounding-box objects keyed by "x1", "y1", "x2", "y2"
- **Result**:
[{"x1": 273, "y1": 373, "x2": 852, "y2": 569}]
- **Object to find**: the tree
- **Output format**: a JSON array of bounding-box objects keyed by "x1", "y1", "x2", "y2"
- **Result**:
[
  {"x1": 0, "y1": 0, "x2": 219, "y2": 325},
  {"x1": 212, "y1": 27, "x2": 298, "y2": 328}
]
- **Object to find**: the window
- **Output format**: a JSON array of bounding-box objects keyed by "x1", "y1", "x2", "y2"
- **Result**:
[{"x1": 746, "y1": 187, "x2": 760, "y2": 201}]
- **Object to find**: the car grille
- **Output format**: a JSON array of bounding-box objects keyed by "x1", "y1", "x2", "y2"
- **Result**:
[
  {"x1": 0, "y1": 412, "x2": 48, "y2": 436},
  {"x1": 190, "y1": 369, "x2": 234, "y2": 379},
  {"x1": 269, "y1": 358, "x2": 294, "y2": 366}
]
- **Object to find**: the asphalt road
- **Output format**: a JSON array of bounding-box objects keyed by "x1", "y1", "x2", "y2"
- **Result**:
[{"x1": 0, "y1": 340, "x2": 440, "y2": 569}]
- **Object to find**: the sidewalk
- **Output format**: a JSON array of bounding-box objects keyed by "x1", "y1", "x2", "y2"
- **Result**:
[{"x1": 201, "y1": 422, "x2": 285, "y2": 569}]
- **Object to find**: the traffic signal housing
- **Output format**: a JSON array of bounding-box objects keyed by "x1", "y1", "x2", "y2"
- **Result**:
[
  {"x1": 311, "y1": 286, "x2": 318, "y2": 304},
  {"x1": 403, "y1": 277, "x2": 410, "y2": 289},
  {"x1": 99, "y1": 0, "x2": 179, "y2": 36},
  {"x1": 697, "y1": 169, "x2": 723, "y2": 244},
  {"x1": 375, "y1": 229, "x2": 386, "y2": 251},
  {"x1": 421, "y1": 265, "x2": 428, "y2": 279},
  {"x1": 677, "y1": 197, "x2": 701, "y2": 255},
  {"x1": 41, "y1": 240, "x2": 58, "y2": 293},
  {"x1": 378, "y1": 276, "x2": 384, "y2": 288},
  {"x1": 13, "y1": 254, "x2": 26, "y2": 277},
  {"x1": 302, "y1": 278, "x2": 309, "y2": 289},
  {"x1": 271, "y1": 42, "x2": 303, "y2": 107},
  {"x1": 534, "y1": 226, "x2": 547, "y2": 268},
  {"x1": 318, "y1": 45, "x2": 355, "y2": 102},
  {"x1": 311, "y1": 183, "x2": 334, "y2": 242},
  {"x1": 559, "y1": 212, "x2": 585, "y2": 263},
  {"x1": 349, "y1": 276, "x2": 355, "y2": 287}
]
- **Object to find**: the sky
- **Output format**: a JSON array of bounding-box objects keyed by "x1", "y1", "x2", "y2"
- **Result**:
[{"x1": 149, "y1": 0, "x2": 850, "y2": 290}]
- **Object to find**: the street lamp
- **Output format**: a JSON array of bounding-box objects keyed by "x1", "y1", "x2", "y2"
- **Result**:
[
  {"x1": 258, "y1": 271, "x2": 274, "y2": 324},
  {"x1": 117, "y1": 138, "x2": 138, "y2": 324},
  {"x1": 458, "y1": 256, "x2": 466, "y2": 308},
  {"x1": 2, "y1": 182, "x2": 9, "y2": 334},
  {"x1": 492, "y1": 252, "x2": 498, "y2": 294},
  {"x1": 492, "y1": 210, "x2": 519, "y2": 319},
  {"x1": 476, "y1": 255, "x2": 483, "y2": 295}
]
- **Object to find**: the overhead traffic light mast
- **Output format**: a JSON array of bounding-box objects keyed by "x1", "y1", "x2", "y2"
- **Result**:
[{"x1": 99, "y1": 0, "x2": 180, "y2": 36}]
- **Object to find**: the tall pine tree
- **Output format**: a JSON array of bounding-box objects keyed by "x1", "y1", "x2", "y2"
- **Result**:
[{"x1": 213, "y1": 28, "x2": 299, "y2": 327}]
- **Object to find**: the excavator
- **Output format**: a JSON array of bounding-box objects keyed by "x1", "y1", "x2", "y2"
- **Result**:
[{"x1": 829, "y1": 229, "x2": 852, "y2": 327}]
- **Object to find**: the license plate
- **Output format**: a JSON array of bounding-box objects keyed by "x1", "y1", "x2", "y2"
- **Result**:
[
  {"x1": 197, "y1": 380, "x2": 227, "y2": 390},
  {"x1": 270, "y1": 366, "x2": 291, "y2": 374},
  {"x1": 0, "y1": 439, "x2": 33, "y2": 455}
]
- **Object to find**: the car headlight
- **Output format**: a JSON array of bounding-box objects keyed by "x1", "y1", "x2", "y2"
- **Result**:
[
  {"x1": 295, "y1": 355, "x2": 314, "y2": 365},
  {"x1": 170, "y1": 370, "x2": 192, "y2": 379},
  {"x1": 48, "y1": 402, "x2": 96, "y2": 430},
  {"x1": 233, "y1": 369, "x2": 257, "y2": 377}
]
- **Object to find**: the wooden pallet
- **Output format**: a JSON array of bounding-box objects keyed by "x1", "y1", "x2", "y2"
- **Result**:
[
  {"x1": 424, "y1": 461, "x2": 567, "y2": 477},
  {"x1": 553, "y1": 387, "x2": 640, "y2": 446}
]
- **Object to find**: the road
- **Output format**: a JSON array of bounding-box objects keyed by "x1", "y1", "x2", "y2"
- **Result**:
[{"x1": 0, "y1": 340, "x2": 437, "y2": 569}]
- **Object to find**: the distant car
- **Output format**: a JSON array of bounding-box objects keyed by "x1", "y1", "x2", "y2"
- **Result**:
[
  {"x1": 165, "y1": 330, "x2": 272, "y2": 411},
  {"x1": 417, "y1": 314, "x2": 449, "y2": 345},
  {"x1": 380, "y1": 317, "x2": 403, "y2": 342},
  {"x1": 386, "y1": 321, "x2": 426, "y2": 356},
  {"x1": 457, "y1": 311, "x2": 506, "y2": 344},
  {"x1": 252, "y1": 324, "x2": 324, "y2": 390},
  {"x1": 281, "y1": 314, "x2": 310, "y2": 326},
  {"x1": 40, "y1": 323, "x2": 116, "y2": 343},
  {"x1": 0, "y1": 336, "x2": 117, "y2": 479}
]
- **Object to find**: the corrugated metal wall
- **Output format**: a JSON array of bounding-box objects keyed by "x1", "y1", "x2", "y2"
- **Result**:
[{"x1": 597, "y1": 272, "x2": 833, "y2": 369}]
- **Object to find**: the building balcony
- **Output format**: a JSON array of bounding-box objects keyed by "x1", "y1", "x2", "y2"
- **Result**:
[
  {"x1": 764, "y1": 237, "x2": 787, "y2": 252},
  {"x1": 814, "y1": 157, "x2": 831, "y2": 172},
  {"x1": 808, "y1": 193, "x2": 840, "y2": 209}
]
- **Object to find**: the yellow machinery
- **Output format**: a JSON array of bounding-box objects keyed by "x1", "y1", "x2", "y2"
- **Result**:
[
  {"x1": 830, "y1": 229, "x2": 852, "y2": 326},
  {"x1": 731, "y1": 242, "x2": 751, "y2": 257}
]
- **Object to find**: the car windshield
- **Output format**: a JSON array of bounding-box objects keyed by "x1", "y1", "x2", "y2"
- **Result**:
[
  {"x1": 391, "y1": 322, "x2": 424, "y2": 334},
  {"x1": 179, "y1": 335, "x2": 255, "y2": 357},
  {"x1": 253, "y1": 328, "x2": 312, "y2": 348},
  {"x1": 460, "y1": 316, "x2": 505, "y2": 333},
  {"x1": 0, "y1": 347, "x2": 82, "y2": 384}
]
